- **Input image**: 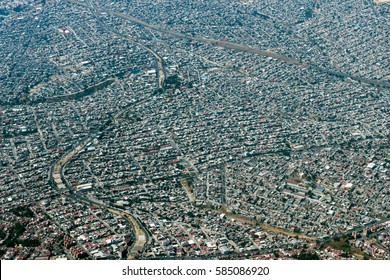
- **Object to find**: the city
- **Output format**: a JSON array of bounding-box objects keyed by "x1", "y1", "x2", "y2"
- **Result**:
[{"x1": 0, "y1": 0, "x2": 389, "y2": 260}]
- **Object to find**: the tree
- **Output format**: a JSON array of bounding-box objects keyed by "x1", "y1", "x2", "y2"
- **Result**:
[{"x1": 292, "y1": 252, "x2": 320, "y2": 260}]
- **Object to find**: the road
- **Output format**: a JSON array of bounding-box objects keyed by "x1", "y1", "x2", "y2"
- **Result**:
[
  {"x1": 318, "y1": 217, "x2": 390, "y2": 245},
  {"x1": 106, "y1": 208, "x2": 148, "y2": 258},
  {"x1": 67, "y1": 0, "x2": 390, "y2": 89},
  {"x1": 68, "y1": 0, "x2": 165, "y2": 89},
  {"x1": 48, "y1": 0, "x2": 165, "y2": 257},
  {"x1": 70, "y1": 193, "x2": 149, "y2": 259},
  {"x1": 52, "y1": 137, "x2": 91, "y2": 176},
  {"x1": 53, "y1": 0, "x2": 390, "y2": 257}
]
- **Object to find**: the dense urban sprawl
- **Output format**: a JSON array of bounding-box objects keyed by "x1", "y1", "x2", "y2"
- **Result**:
[{"x1": 0, "y1": 0, "x2": 389, "y2": 260}]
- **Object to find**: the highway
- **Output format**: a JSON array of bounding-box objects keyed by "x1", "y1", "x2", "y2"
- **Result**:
[
  {"x1": 68, "y1": 0, "x2": 165, "y2": 88},
  {"x1": 70, "y1": 193, "x2": 149, "y2": 259},
  {"x1": 52, "y1": 0, "x2": 390, "y2": 258},
  {"x1": 66, "y1": 0, "x2": 390, "y2": 89}
]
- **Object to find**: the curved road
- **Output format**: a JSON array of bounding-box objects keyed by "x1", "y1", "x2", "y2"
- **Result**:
[{"x1": 54, "y1": 0, "x2": 390, "y2": 258}]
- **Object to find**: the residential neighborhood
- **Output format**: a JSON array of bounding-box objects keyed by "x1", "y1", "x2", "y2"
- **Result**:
[{"x1": 0, "y1": 0, "x2": 389, "y2": 260}]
